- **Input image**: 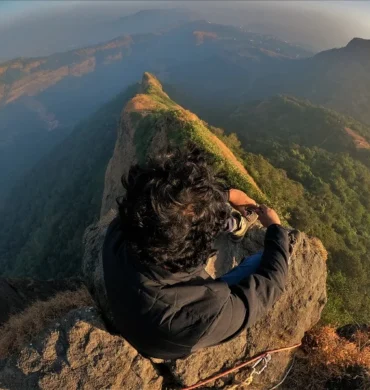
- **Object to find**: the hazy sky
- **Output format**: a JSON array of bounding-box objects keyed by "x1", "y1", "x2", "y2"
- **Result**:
[{"x1": 1, "y1": 1, "x2": 369, "y2": 61}]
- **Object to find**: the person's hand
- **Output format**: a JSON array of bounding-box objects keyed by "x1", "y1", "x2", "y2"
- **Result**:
[
  {"x1": 255, "y1": 204, "x2": 281, "y2": 228},
  {"x1": 228, "y1": 188, "x2": 257, "y2": 217}
]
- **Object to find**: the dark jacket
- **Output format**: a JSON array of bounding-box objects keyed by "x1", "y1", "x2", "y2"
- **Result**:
[{"x1": 103, "y1": 219, "x2": 289, "y2": 360}]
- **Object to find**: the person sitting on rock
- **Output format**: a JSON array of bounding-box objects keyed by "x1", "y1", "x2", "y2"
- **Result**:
[{"x1": 101, "y1": 147, "x2": 299, "y2": 360}]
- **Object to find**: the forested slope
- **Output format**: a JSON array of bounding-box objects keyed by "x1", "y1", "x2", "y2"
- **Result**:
[
  {"x1": 227, "y1": 96, "x2": 370, "y2": 324},
  {"x1": 249, "y1": 38, "x2": 370, "y2": 126},
  {"x1": 0, "y1": 85, "x2": 138, "y2": 278}
]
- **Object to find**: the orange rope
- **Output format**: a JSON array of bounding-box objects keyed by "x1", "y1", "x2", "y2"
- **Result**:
[{"x1": 181, "y1": 343, "x2": 302, "y2": 390}]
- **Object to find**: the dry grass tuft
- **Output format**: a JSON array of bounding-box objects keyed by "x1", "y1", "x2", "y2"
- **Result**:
[
  {"x1": 0, "y1": 288, "x2": 93, "y2": 359},
  {"x1": 284, "y1": 326, "x2": 370, "y2": 389},
  {"x1": 306, "y1": 327, "x2": 370, "y2": 370},
  {"x1": 310, "y1": 237, "x2": 328, "y2": 262},
  {"x1": 125, "y1": 94, "x2": 160, "y2": 113}
]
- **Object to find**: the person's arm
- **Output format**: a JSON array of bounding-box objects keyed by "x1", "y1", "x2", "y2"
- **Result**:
[
  {"x1": 194, "y1": 206, "x2": 289, "y2": 349},
  {"x1": 228, "y1": 189, "x2": 257, "y2": 206},
  {"x1": 230, "y1": 222, "x2": 289, "y2": 328},
  {"x1": 226, "y1": 189, "x2": 257, "y2": 216}
]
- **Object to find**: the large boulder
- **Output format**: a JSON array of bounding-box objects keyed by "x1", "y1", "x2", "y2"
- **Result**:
[{"x1": 81, "y1": 210, "x2": 327, "y2": 389}]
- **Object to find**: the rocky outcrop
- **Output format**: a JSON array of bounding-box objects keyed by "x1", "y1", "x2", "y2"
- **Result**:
[
  {"x1": 85, "y1": 73, "x2": 327, "y2": 388},
  {"x1": 100, "y1": 73, "x2": 179, "y2": 216},
  {"x1": 100, "y1": 72, "x2": 264, "y2": 216},
  {"x1": 0, "y1": 220, "x2": 327, "y2": 390},
  {"x1": 0, "y1": 307, "x2": 162, "y2": 390},
  {"x1": 83, "y1": 73, "x2": 327, "y2": 388},
  {"x1": 82, "y1": 210, "x2": 327, "y2": 389}
]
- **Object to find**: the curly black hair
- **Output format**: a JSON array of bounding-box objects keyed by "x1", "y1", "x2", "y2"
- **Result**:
[{"x1": 118, "y1": 146, "x2": 230, "y2": 273}]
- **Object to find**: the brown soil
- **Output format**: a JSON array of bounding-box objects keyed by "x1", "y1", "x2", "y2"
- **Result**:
[
  {"x1": 193, "y1": 31, "x2": 218, "y2": 45},
  {"x1": 283, "y1": 326, "x2": 370, "y2": 389},
  {"x1": 344, "y1": 127, "x2": 370, "y2": 150}
]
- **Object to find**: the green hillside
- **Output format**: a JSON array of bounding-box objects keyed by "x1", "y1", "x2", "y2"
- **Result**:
[
  {"x1": 228, "y1": 96, "x2": 370, "y2": 324},
  {"x1": 0, "y1": 85, "x2": 139, "y2": 278},
  {"x1": 231, "y1": 96, "x2": 370, "y2": 162},
  {"x1": 249, "y1": 38, "x2": 370, "y2": 126},
  {"x1": 124, "y1": 72, "x2": 265, "y2": 204}
]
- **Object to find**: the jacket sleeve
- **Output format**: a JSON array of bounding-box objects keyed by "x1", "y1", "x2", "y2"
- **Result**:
[{"x1": 194, "y1": 224, "x2": 289, "y2": 350}]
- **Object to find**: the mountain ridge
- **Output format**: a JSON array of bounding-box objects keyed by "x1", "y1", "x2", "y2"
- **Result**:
[
  {"x1": 0, "y1": 19, "x2": 313, "y2": 205},
  {"x1": 0, "y1": 20, "x2": 312, "y2": 107},
  {"x1": 249, "y1": 38, "x2": 370, "y2": 126},
  {"x1": 101, "y1": 72, "x2": 264, "y2": 216},
  {"x1": 346, "y1": 37, "x2": 370, "y2": 50},
  {"x1": 0, "y1": 35, "x2": 135, "y2": 105}
]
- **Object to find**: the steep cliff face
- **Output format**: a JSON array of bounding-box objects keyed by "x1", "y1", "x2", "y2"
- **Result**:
[
  {"x1": 0, "y1": 73, "x2": 327, "y2": 389},
  {"x1": 0, "y1": 306, "x2": 163, "y2": 390}
]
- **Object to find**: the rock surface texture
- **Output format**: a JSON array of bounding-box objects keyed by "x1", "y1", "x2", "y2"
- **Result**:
[{"x1": 0, "y1": 307, "x2": 163, "y2": 390}]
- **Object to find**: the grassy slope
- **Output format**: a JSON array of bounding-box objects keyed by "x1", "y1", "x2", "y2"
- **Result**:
[
  {"x1": 231, "y1": 95, "x2": 370, "y2": 158},
  {"x1": 127, "y1": 72, "x2": 266, "y2": 204},
  {"x1": 227, "y1": 95, "x2": 370, "y2": 324}
]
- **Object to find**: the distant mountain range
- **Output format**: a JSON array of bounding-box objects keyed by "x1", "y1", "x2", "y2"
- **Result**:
[
  {"x1": 0, "y1": 20, "x2": 311, "y2": 108},
  {"x1": 111, "y1": 8, "x2": 200, "y2": 35},
  {"x1": 1, "y1": 18, "x2": 369, "y2": 209},
  {"x1": 0, "y1": 8, "x2": 199, "y2": 62},
  {"x1": 248, "y1": 37, "x2": 370, "y2": 126},
  {"x1": 0, "y1": 20, "x2": 311, "y2": 206}
]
